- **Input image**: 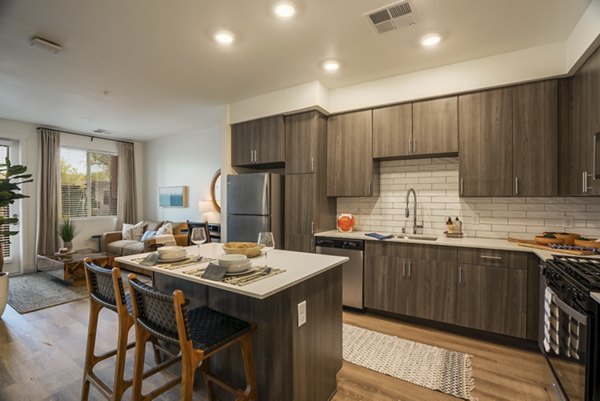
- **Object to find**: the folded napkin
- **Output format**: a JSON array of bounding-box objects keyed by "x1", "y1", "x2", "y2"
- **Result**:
[
  {"x1": 365, "y1": 232, "x2": 393, "y2": 240},
  {"x1": 201, "y1": 263, "x2": 228, "y2": 282}
]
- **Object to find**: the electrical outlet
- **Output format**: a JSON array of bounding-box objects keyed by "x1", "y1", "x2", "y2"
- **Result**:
[{"x1": 297, "y1": 300, "x2": 307, "y2": 327}]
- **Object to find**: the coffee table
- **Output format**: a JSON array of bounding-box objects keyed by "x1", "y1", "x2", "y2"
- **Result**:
[{"x1": 37, "y1": 248, "x2": 117, "y2": 285}]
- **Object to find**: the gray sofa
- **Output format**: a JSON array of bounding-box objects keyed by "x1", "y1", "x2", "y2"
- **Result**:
[{"x1": 101, "y1": 220, "x2": 189, "y2": 256}]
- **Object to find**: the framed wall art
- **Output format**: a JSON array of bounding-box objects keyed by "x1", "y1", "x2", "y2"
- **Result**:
[{"x1": 158, "y1": 186, "x2": 188, "y2": 208}]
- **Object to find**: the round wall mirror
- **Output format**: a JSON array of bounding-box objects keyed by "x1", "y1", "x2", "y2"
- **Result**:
[{"x1": 210, "y1": 169, "x2": 221, "y2": 213}]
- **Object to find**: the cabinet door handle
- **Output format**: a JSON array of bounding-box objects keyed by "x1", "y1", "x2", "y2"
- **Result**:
[
  {"x1": 480, "y1": 255, "x2": 502, "y2": 260},
  {"x1": 458, "y1": 266, "x2": 462, "y2": 284},
  {"x1": 402, "y1": 260, "x2": 406, "y2": 277},
  {"x1": 413, "y1": 139, "x2": 416, "y2": 154},
  {"x1": 408, "y1": 260, "x2": 412, "y2": 277},
  {"x1": 515, "y1": 177, "x2": 519, "y2": 195},
  {"x1": 311, "y1": 221, "x2": 315, "y2": 234},
  {"x1": 311, "y1": 157, "x2": 315, "y2": 172},
  {"x1": 460, "y1": 178, "x2": 464, "y2": 195},
  {"x1": 583, "y1": 171, "x2": 592, "y2": 193},
  {"x1": 254, "y1": 150, "x2": 258, "y2": 163},
  {"x1": 250, "y1": 149, "x2": 253, "y2": 162}
]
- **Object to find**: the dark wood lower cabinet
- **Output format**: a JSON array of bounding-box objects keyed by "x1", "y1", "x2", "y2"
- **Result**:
[
  {"x1": 364, "y1": 243, "x2": 457, "y2": 324},
  {"x1": 456, "y1": 264, "x2": 527, "y2": 338},
  {"x1": 365, "y1": 242, "x2": 531, "y2": 339}
]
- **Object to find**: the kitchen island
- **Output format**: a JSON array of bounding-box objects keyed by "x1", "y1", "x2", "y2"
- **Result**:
[{"x1": 116, "y1": 244, "x2": 348, "y2": 401}]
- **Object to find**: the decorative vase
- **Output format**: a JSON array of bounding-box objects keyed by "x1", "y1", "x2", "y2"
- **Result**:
[
  {"x1": 64, "y1": 241, "x2": 73, "y2": 251},
  {"x1": 337, "y1": 213, "x2": 356, "y2": 233},
  {"x1": 0, "y1": 272, "x2": 8, "y2": 318}
]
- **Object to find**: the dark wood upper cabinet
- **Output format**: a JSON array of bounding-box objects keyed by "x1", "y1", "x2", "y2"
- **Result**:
[
  {"x1": 412, "y1": 96, "x2": 458, "y2": 156},
  {"x1": 231, "y1": 116, "x2": 285, "y2": 167},
  {"x1": 327, "y1": 110, "x2": 376, "y2": 197},
  {"x1": 459, "y1": 88, "x2": 513, "y2": 196},
  {"x1": 512, "y1": 80, "x2": 558, "y2": 196},
  {"x1": 373, "y1": 103, "x2": 412, "y2": 158},
  {"x1": 564, "y1": 44, "x2": 600, "y2": 195},
  {"x1": 285, "y1": 111, "x2": 327, "y2": 174}
]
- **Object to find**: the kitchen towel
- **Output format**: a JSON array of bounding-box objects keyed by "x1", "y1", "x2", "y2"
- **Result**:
[{"x1": 365, "y1": 233, "x2": 393, "y2": 240}]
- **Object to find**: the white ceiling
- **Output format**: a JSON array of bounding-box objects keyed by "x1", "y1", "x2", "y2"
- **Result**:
[{"x1": 0, "y1": 0, "x2": 591, "y2": 141}]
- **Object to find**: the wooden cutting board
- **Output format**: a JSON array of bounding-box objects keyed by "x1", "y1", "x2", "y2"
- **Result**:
[{"x1": 517, "y1": 242, "x2": 594, "y2": 256}]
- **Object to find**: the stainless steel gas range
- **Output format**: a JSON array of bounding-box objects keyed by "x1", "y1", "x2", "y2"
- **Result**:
[{"x1": 541, "y1": 256, "x2": 600, "y2": 401}]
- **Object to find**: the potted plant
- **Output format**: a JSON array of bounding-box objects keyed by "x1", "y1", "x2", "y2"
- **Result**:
[
  {"x1": 58, "y1": 218, "x2": 77, "y2": 251},
  {"x1": 0, "y1": 157, "x2": 32, "y2": 317}
]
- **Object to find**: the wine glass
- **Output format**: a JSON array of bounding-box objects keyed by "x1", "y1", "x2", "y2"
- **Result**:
[
  {"x1": 190, "y1": 227, "x2": 207, "y2": 248},
  {"x1": 257, "y1": 232, "x2": 275, "y2": 268}
]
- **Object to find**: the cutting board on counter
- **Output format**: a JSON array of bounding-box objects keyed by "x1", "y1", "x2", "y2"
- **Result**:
[{"x1": 508, "y1": 238, "x2": 594, "y2": 256}]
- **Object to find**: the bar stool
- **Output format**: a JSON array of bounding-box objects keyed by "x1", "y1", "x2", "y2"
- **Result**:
[
  {"x1": 127, "y1": 274, "x2": 259, "y2": 401},
  {"x1": 81, "y1": 259, "x2": 162, "y2": 401}
]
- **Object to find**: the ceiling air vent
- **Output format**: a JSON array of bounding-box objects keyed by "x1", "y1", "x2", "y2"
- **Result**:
[{"x1": 364, "y1": 1, "x2": 416, "y2": 34}]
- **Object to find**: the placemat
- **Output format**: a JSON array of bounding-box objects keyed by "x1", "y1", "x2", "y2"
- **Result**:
[
  {"x1": 130, "y1": 256, "x2": 215, "y2": 270},
  {"x1": 183, "y1": 266, "x2": 285, "y2": 286}
]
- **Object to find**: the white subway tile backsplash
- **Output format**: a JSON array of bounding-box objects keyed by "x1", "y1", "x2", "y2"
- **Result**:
[{"x1": 336, "y1": 157, "x2": 600, "y2": 239}]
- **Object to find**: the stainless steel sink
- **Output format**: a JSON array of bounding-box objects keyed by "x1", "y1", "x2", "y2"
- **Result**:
[{"x1": 393, "y1": 234, "x2": 439, "y2": 241}]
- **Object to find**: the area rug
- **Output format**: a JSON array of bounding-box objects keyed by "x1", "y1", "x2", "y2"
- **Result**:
[
  {"x1": 7, "y1": 269, "x2": 88, "y2": 314},
  {"x1": 7, "y1": 269, "x2": 151, "y2": 314},
  {"x1": 343, "y1": 324, "x2": 476, "y2": 401}
]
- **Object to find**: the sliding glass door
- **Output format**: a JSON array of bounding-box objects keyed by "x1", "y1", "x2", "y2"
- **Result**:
[{"x1": 0, "y1": 140, "x2": 22, "y2": 274}]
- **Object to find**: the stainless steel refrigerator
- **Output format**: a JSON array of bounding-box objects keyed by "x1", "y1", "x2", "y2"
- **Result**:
[{"x1": 226, "y1": 172, "x2": 283, "y2": 247}]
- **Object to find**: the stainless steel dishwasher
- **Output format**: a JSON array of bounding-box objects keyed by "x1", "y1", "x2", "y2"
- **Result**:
[{"x1": 315, "y1": 237, "x2": 364, "y2": 310}]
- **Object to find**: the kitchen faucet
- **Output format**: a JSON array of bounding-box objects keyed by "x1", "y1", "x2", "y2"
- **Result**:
[{"x1": 405, "y1": 188, "x2": 420, "y2": 234}]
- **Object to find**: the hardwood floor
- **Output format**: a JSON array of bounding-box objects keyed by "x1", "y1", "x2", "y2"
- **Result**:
[{"x1": 0, "y1": 300, "x2": 550, "y2": 401}]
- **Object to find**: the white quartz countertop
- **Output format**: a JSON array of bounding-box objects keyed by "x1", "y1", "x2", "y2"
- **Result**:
[
  {"x1": 315, "y1": 230, "x2": 590, "y2": 261},
  {"x1": 115, "y1": 243, "x2": 348, "y2": 300}
]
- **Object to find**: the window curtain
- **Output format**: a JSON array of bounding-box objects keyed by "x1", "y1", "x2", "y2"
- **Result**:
[
  {"x1": 37, "y1": 128, "x2": 61, "y2": 255},
  {"x1": 117, "y1": 142, "x2": 137, "y2": 227}
]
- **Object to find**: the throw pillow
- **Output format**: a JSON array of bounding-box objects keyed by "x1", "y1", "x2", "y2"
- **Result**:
[
  {"x1": 122, "y1": 221, "x2": 145, "y2": 241},
  {"x1": 122, "y1": 223, "x2": 134, "y2": 240},
  {"x1": 141, "y1": 230, "x2": 156, "y2": 242},
  {"x1": 156, "y1": 222, "x2": 173, "y2": 236},
  {"x1": 132, "y1": 221, "x2": 145, "y2": 240}
]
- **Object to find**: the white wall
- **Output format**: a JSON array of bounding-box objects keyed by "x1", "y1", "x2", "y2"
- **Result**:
[
  {"x1": 0, "y1": 118, "x2": 38, "y2": 273},
  {"x1": 60, "y1": 132, "x2": 145, "y2": 251},
  {"x1": 144, "y1": 123, "x2": 223, "y2": 225},
  {"x1": 337, "y1": 158, "x2": 600, "y2": 239}
]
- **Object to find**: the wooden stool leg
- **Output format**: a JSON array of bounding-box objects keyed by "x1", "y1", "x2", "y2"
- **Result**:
[
  {"x1": 149, "y1": 336, "x2": 162, "y2": 365},
  {"x1": 81, "y1": 301, "x2": 102, "y2": 401},
  {"x1": 239, "y1": 334, "x2": 258, "y2": 401},
  {"x1": 131, "y1": 329, "x2": 150, "y2": 401},
  {"x1": 179, "y1": 354, "x2": 197, "y2": 401},
  {"x1": 201, "y1": 359, "x2": 215, "y2": 401},
  {"x1": 111, "y1": 317, "x2": 133, "y2": 401}
]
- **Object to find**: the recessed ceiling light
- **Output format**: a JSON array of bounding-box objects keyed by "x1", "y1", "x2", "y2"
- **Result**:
[
  {"x1": 420, "y1": 33, "x2": 441, "y2": 47},
  {"x1": 213, "y1": 30, "x2": 235, "y2": 45},
  {"x1": 273, "y1": 1, "x2": 297, "y2": 19},
  {"x1": 322, "y1": 60, "x2": 340, "y2": 72}
]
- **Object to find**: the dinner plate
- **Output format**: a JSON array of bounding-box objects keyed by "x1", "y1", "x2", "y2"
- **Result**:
[
  {"x1": 224, "y1": 266, "x2": 256, "y2": 276},
  {"x1": 157, "y1": 256, "x2": 188, "y2": 263}
]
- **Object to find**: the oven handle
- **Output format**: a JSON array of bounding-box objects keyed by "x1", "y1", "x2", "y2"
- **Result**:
[{"x1": 553, "y1": 295, "x2": 587, "y2": 324}]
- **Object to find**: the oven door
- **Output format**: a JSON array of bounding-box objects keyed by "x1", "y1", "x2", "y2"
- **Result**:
[{"x1": 546, "y1": 294, "x2": 588, "y2": 401}]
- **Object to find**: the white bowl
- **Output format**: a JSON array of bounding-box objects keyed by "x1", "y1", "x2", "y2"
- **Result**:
[
  {"x1": 227, "y1": 260, "x2": 252, "y2": 273},
  {"x1": 158, "y1": 246, "x2": 183, "y2": 255},
  {"x1": 217, "y1": 254, "x2": 248, "y2": 267}
]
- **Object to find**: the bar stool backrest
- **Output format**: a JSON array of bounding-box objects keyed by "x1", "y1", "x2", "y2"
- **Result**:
[
  {"x1": 128, "y1": 277, "x2": 189, "y2": 346},
  {"x1": 83, "y1": 260, "x2": 126, "y2": 311}
]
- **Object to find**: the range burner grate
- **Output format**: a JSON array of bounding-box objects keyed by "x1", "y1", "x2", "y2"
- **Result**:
[{"x1": 551, "y1": 255, "x2": 600, "y2": 289}]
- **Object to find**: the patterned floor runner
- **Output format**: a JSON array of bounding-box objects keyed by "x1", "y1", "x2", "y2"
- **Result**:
[{"x1": 343, "y1": 324, "x2": 476, "y2": 400}]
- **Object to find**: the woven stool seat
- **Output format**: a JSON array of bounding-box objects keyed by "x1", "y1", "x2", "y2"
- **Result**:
[{"x1": 187, "y1": 306, "x2": 251, "y2": 353}]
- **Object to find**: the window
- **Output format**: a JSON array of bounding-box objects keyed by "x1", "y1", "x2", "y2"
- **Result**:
[
  {"x1": 60, "y1": 147, "x2": 118, "y2": 218},
  {"x1": 0, "y1": 144, "x2": 11, "y2": 259}
]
